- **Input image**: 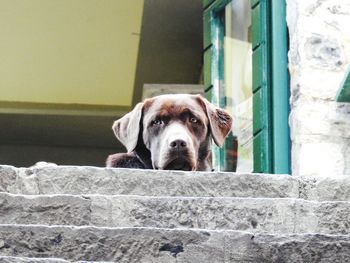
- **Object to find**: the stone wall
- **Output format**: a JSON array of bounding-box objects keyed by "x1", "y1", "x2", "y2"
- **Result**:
[{"x1": 286, "y1": 0, "x2": 350, "y2": 178}]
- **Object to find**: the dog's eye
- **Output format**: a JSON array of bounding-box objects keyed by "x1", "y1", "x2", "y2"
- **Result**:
[
  {"x1": 190, "y1": 117, "x2": 198, "y2": 123},
  {"x1": 152, "y1": 119, "x2": 163, "y2": 126}
]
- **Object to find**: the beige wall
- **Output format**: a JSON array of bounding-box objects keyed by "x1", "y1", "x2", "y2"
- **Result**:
[{"x1": 0, "y1": 0, "x2": 143, "y2": 107}]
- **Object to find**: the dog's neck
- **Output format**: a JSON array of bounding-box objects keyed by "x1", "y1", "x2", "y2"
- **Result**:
[
  {"x1": 134, "y1": 143, "x2": 153, "y2": 169},
  {"x1": 133, "y1": 123, "x2": 153, "y2": 169},
  {"x1": 196, "y1": 136, "x2": 212, "y2": 171}
]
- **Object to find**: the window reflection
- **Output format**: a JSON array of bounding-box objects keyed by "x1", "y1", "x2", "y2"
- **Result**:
[{"x1": 224, "y1": 0, "x2": 253, "y2": 172}]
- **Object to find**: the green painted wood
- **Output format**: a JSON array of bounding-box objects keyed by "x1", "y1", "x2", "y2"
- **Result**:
[
  {"x1": 253, "y1": 129, "x2": 272, "y2": 173},
  {"x1": 252, "y1": 4, "x2": 261, "y2": 50},
  {"x1": 253, "y1": 89, "x2": 263, "y2": 135},
  {"x1": 203, "y1": 0, "x2": 215, "y2": 9},
  {"x1": 261, "y1": 0, "x2": 273, "y2": 173},
  {"x1": 253, "y1": 131, "x2": 263, "y2": 173},
  {"x1": 204, "y1": 48, "x2": 212, "y2": 90},
  {"x1": 211, "y1": 6, "x2": 226, "y2": 171},
  {"x1": 251, "y1": 0, "x2": 259, "y2": 8},
  {"x1": 252, "y1": 0, "x2": 273, "y2": 173},
  {"x1": 203, "y1": 0, "x2": 229, "y2": 171},
  {"x1": 336, "y1": 66, "x2": 350, "y2": 102},
  {"x1": 206, "y1": 0, "x2": 232, "y2": 13},
  {"x1": 204, "y1": 0, "x2": 290, "y2": 173},
  {"x1": 252, "y1": 48, "x2": 263, "y2": 92},
  {"x1": 203, "y1": 11, "x2": 212, "y2": 49},
  {"x1": 223, "y1": 133, "x2": 236, "y2": 171},
  {"x1": 203, "y1": 0, "x2": 231, "y2": 171},
  {"x1": 205, "y1": 86, "x2": 213, "y2": 101},
  {"x1": 271, "y1": 0, "x2": 291, "y2": 174}
]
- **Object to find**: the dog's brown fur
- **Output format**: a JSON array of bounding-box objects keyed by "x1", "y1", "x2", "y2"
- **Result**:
[{"x1": 106, "y1": 94, "x2": 232, "y2": 171}]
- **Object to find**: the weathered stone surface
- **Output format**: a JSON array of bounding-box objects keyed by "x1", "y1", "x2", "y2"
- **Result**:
[
  {"x1": 293, "y1": 137, "x2": 348, "y2": 179},
  {"x1": 0, "y1": 165, "x2": 299, "y2": 198},
  {"x1": 91, "y1": 196, "x2": 350, "y2": 234},
  {"x1": 0, "y1": 193, "x2": 91, "y2": 226},
  {"x1": 294, "y1": 199, "x2": 350, "y2": 234},
  {"x1": 0, "y1": 225, "x2": 350, "y2": 263},
  {"x1": 224, "y1": 232, "x2": 350, "y2": 263},
  {"x1": 1, "y1": 193, "x2": 350, "y2": 234},
  {"x1": 0, "y1": 193, "x2": 296, "y2": 232},
  {"x1": 312, "y1": 175, "x2": 350, "y2": 201},
  {"x1": 90, "y1": 196, "x2": 298, "y2": 233},
  {"x1": 286, "y1": 0, "x2": 350, "y2": 178},
  {"x1": 312, "y1": 201, "x2": 350, "y2": 235},
  {"x1": 3, "y1": 165, "x2": 350, "y2": 201},
  {"x1": 1, "y1": 164, "x2": 350, "y2": 261},
  {"x1": 0, "y1": 256, "x2": 69, "y2": 262},
  {"x1": 0, "y1": 167, "x2": 17, "y2": 193},
  {"x1": 0, "y1": 256, "x2": 113, "y2": 263},
  {"x1": 0, "y1": 256, "x2": 112, "y2": 262}
]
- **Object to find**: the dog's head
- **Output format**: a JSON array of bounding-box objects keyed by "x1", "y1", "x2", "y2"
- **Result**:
[{"x1": 112, "y1": 94, "x2": 232, "y2": 171}]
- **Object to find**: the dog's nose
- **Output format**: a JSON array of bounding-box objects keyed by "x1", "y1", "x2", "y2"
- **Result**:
[{"x1": 169, "y1": 139, "x2": 187, "y2": 150}]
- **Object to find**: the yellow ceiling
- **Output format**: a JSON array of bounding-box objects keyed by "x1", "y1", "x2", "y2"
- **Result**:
[{"x1": 0, "y1": 0, "x2": 144, "y2": 107}]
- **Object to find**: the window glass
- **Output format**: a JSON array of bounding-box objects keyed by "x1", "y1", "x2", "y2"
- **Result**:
[{"x1": 224, "y1": 0, "x2": 253, "y2": 172}]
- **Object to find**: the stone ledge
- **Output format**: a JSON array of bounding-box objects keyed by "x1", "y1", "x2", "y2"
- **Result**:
[
  {"x1": 0, "y1": 256, "x2": 69, "y2": 263},
  {"x1": 1, "y1": 193, "x2": 350, "y2": 234},
  {"x1": 0, "y1": 225, "x2": 349, "y2": 263},
  {"x1": 0, "y1": 165, "x2": 299, "y2": 198},
  {"x1": 0, "y1": 256, "x2": 112, "y2": 263},
  {"x1": 1, "y1": 164, "x2": 350, "y2": 200}
]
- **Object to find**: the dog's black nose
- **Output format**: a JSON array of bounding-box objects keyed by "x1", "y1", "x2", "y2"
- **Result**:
[{"x1": 169, "y1": 139, "x2": 187, "y2": 149}]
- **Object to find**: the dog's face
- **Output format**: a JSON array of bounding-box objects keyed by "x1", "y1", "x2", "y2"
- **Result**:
[
  {"x1": 112, "y1": 94, "x2": 232, "y2": 171},
  {"x1": 142, "y1": 95, "x2": 210, "y2": 170}
]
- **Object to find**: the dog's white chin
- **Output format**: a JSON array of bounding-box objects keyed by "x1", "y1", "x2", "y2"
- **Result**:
[{"x1": 160, "y1": 157, "x2": 195, "y2": 171}]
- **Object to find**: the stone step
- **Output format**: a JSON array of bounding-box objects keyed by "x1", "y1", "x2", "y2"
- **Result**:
[
  {"x1": 1, "y1": 192, "x2": 350, "y2": 234},
  {"x1": 0, "y1": 256, "x2": 69, "y2": 263},
  {"x1": 0, "y1": 224, "x2": 349, "y2": 263},
  {"x1": 0, "y1": 256, "x2": 111, "y2": 263},
  {"x1": 0, "y1": 165, "x2": 299, "y2": 198},
  {"x1": 2, "y1": 164, "x2": 350, "y2": 201}
]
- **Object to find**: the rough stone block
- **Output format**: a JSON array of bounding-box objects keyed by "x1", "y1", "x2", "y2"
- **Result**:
[
  {"x1": 4, "y1": 165, "x2": 350, "y2": 200},
  {"x1": 0, "y1": 167, "x2": 17, "y2": 193},
  {"x1": 0, "y1": 256, "x2": 70, "y2": 262},
  {"x1": 312, "y1": 175, "x2": 350, "y2": 201},
  {"x1": 0, "y1": 193, "x2": 91, "y2": 226},
  {"x1": 286, "y1": 0, "x2": 350, "y2": 179},
  {"x1": 0, "y1": 225, "x2": 350, "y2": 263},
  {"x1": 90, "y1": 196, "x2": 297, "y2": 233},
  {"x1": 296, "y1": 140, "x2": 346, "y2": 178},
  {"x1": 1, "y1": 193, "x2": 350, "y2": 234},
  {"x1": 0, "y1": 165, "x2": 299, "y2": 198}
]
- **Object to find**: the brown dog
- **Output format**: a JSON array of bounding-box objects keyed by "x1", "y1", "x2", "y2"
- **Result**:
[{"x1": 106, "y1": 94, "x2": 232, "y2": 171}]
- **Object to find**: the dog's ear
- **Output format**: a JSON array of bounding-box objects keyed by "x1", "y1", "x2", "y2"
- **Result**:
[
  {"x1": 112, "y1": 102, "x2": 143, "y2": 153},
  {"x1": 200, "y1": 96, "x2": 233, "y2": 147}
]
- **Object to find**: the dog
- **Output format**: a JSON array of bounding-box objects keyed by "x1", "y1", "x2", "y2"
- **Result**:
[{"x1": 106, "y1": 94, "x2": 232, "y2": 171}]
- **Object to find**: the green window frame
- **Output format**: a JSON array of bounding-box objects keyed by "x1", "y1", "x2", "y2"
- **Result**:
[
  {"x1": 336, "y1": 66, "x2": 350, "y2": 103},
  {"x1": 203, "y1": 0, "x2": 290, "y2": 174}
]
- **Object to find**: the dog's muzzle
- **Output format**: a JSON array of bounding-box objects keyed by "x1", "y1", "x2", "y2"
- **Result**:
[
  {"x1": 156, "y1": 123, "x2": 197, "y2": 171},
  {"x1": 161, "y1": 139, "x2": 196, "y2": 171}
]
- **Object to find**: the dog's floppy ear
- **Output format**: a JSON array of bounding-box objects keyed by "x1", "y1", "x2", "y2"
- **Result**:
[
  {"x1": 112, "y1": 102, "x2": 143, "y2": 153},
  {"x1": 200, "y1": 97, "x2": 233, "y2": 147}
]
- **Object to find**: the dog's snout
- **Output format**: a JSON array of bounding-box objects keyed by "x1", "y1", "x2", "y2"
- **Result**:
[{"x1": 169, "y1": 139, "x2": 187, "y2": 150}]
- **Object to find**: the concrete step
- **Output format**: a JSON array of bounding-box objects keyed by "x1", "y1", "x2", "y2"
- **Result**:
[
  {"x1": 0, "y1": 224, "x2": 349, "y2": 263},
  {"x1": 2, "y1": 164, "x2": 350, "y2": 200},
  {"x1": 1, "y1": 192, "x2": 350, "y2": 234}
]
